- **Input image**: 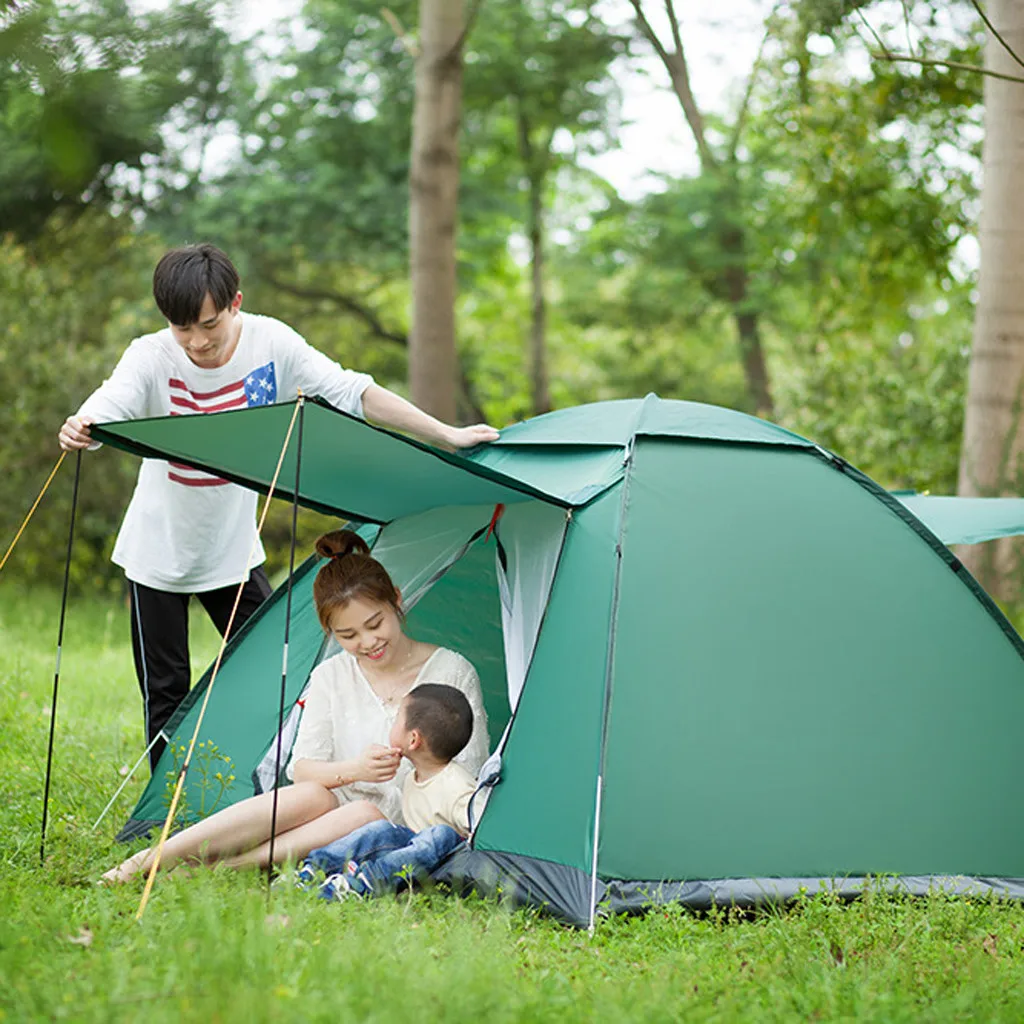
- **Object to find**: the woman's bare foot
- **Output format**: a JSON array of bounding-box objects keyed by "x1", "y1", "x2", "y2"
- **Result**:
[
  {"x1": 167, "y1": 858, "x2": 205, "y2": 880},
  {"x1": 100, "y1": 847, "x2": 151, "y2": 884}
]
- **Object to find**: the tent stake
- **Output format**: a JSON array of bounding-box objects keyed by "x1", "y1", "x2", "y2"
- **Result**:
[
  {"x1": 267, "y1": 395, "x2": 305, "y2": 893},
  {"x1": 40, "y1": 450, "x2": 81, "y2": 864}
]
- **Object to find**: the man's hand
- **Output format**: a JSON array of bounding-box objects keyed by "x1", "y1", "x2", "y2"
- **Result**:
[
  {"x1": 360, "y1": 385, "x2": 500, "y2": 450},
  {"x1": 444, "y1": 424, "x2": 501, "y2": 450},
  {"x1": 58, "y1": 415, "x2": 95, "y2": 451}
]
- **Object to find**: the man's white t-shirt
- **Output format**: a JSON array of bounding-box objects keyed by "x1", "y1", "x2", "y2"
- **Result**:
[{"x1": 77, "y1": 312, "x2": 373, "y2": 593}]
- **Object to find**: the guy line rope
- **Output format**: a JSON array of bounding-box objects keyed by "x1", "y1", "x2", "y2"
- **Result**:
[{"x1": 0, "y1": 451, "x2": 67, "y2": 574}]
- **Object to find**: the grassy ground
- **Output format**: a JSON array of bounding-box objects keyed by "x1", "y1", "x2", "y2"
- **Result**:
[{"x1": 3, "y1": 588, "x2": 1024, "y2": 1022}]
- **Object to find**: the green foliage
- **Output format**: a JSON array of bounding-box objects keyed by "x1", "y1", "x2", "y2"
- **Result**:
[
  {"x1": 164, "y1": 740, "x2": 236, "y2": 828},
  {"x1": 0, "y1": 216, "x2": 163, "y2": 591},
  {"x1": 0, "y1": 0, "x2": 236, "y2": 240},
  {"x1": 774, "y1": 286, "x2": 972, "y2": 492},
  {"x1": 553, "y1": 1, "x2": 983, "y2": 482},
  {"x1": 174, "y1": 0, "x2": 627, "y2": 422},
  {"x1": 6, "y1": 588, "x2": 1024, "y2": 1021},
  {"x1": 749, "y1": 10, "x2": 982, "y2": 487},
  {"x1": 746, "y1": 39, "x2": 981, "y2": 333},
  {"x1": 460, "y1": 0, "x2": 625, "y2": 235},
  {"x1": 0, "y1": 214, "x2": 346, "y2": 590},
  {"x1": 169, "y1": 0, "x2": 415, "y2": 278}
]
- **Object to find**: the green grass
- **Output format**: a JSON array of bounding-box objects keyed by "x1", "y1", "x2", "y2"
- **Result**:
[{"x1": 3, "y1": 588, "x2": 1024, "y2": 1022}]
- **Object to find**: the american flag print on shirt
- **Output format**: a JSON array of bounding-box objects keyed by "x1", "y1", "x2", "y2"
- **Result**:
[{"x1": 166, "y1": 362, "x2": 278, "y2": 487}]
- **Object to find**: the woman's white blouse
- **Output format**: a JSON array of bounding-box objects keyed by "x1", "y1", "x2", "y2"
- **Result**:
[{"x1": 286, "y1": 647, "x2": 490, "y2": 825}]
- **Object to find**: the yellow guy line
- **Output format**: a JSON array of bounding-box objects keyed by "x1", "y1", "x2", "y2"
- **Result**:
[
  {"x1": 136, "y1": 397, "x2": 304, "y2": 920},
  {"x1": 0, "y1": 452, "x2": 67, "y2": 574}
]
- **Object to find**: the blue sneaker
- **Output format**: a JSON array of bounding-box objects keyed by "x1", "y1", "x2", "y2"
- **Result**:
[
  {"x1": 320, "y1": 872, "x2": 358, "y2": 901},
  {"x1": 272, "y1": 862, "x2": 318, "y2": 891},
  {"x1": 345, "y1": 862, "x2": 374, "y2": 897}
]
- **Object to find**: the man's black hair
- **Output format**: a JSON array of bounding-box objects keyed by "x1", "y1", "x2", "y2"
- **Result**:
[
  {"x1": 403, "y1": 684, "x2": 474, "y2": 762},
  {"x1": 152, "y1": 244, "x2": 239, "y2": 326}
]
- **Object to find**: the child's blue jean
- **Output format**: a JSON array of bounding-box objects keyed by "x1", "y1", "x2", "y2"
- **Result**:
[{"x1": 305, "y1": 819, "x2": 463, "y2": 896}]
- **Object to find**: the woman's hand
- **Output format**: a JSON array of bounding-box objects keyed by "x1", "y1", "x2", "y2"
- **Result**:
[{"x1": 353, "y1": 743, "x2": 401, "y2": 783}]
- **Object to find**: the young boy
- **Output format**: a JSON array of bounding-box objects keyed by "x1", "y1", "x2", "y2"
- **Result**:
[
  {"x1": 57, "y1": 244, "x2": 497, "y2": 770},
  {"x1": 300, "y1": 683, "x2": 480, "y2": 898}
]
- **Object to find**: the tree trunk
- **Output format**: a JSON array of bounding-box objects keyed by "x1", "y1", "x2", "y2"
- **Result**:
[
  {"x1": 516, "y1": 106, "x2": 551, "y2": 417},
  {"x1": 734, "y1": 309, "x2": 772, "y2": 418},
  {"x1": 957, "y1": 0, "x2": 1024, "y2": 598},
  {"x1": 722, "y1": 219, "x2": 772, "y2": 417},
  {"x1": 408, "y1": 0, "x2": 463, "y2": 423},
  {"x1": 629, "y1": 0, "x2": 773, "y2": 418},
  {"x1": 526, "y1": 171, "x2": 551, "y2": 416}
]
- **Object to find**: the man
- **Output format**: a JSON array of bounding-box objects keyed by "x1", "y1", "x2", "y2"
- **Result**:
[{"x1": 59, "y1": 243, "x2": 498, "y2": 770}]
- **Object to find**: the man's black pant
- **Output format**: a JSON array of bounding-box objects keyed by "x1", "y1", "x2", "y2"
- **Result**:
[{"x1": 128, "y1": 568, "x2": 273, "y2": 771}]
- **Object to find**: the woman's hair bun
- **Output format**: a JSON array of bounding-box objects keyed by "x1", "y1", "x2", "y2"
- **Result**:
[
  {"x1": 315, "y1": 529, "x2": 371, "y2": 561},
  {"x1": 312, "y1": 527, "x2": 399, "y2": 631}
]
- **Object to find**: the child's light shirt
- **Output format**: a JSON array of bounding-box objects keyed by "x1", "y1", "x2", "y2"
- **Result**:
[
  {"x1": 76, "y1": 312, "x2": 373, "y2": 592},
  {"x1": 401, "y1": 761, "x2": 477, "y2": 837}
]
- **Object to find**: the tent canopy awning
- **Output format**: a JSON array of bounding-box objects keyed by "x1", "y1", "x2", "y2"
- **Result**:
[
  {"x1": 89, "y1": 396, "x2": 1024, "y2": 542},
  {"x1": 894, "y1": 493, "x2": 1024, "y2": 546},
  {"x1": 83, "y1": 394, "x2": 825, "y2": 519},
  {"x1": 90, "y1": 399, "x2": 575, "y2": 524}
]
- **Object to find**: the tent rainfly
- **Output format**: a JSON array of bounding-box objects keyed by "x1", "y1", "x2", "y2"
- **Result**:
[{"x1": 93, "y1": 395, "x2": 1024, "y2": 927}]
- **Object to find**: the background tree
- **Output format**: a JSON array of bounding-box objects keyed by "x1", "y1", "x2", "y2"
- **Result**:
[
  {"x1": 176, "y1": 0, "x2": 624, "y2": 422},
  {"x1": 956, "y1": 0, "x2": 1024, "y2": 597},
  {"x1": 463, "y1": 0, "x2": 624, "y2": 416},
  {"x1": 408, "y1": 0, "x2": 468, "y2": 422},
  {"x1": 0, "y1": 0, "x2": 244, "y2": 588},
  {"x1": 568, "y1": 1, "x2": 980, "y2": 468},
  {"x1": 161, "y1": 1, "x2": 416, "y2": 389},
  {"x1": 626, "y1": 0, "x2": 775, "y2": 415}
]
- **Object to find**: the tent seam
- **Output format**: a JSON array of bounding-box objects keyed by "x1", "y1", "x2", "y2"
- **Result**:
[{"x1": 588, "y1": 439, "x2": 637, "y2": 927}]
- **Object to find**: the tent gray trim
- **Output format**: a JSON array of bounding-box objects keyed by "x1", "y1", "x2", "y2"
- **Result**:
[
  {"x1": 433, "y1": 848, "x2": 596, "y2": 925},
  {"x1": 604, "y1": 874, "x2": 1024, "y2": 914},
  {"x1": 432, "y1": 848, "x2": 1024, "y2": 928}
]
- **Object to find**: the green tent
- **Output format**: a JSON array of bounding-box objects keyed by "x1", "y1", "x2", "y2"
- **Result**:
[{"x1": 95, "y1": 396, "x2": 1024, "y2": 926}]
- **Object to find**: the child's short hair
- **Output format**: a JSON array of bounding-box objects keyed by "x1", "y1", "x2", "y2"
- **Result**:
[
  {"x1": 153, "y1": 243, "x2": 239, "y2": 326},
  {"x1": 403, "y1": 684, "x2": 473, "y2": 762}
]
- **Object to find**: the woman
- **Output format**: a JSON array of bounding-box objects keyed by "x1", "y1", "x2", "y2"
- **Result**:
[{"x1": 104, "y1": 530, "x2": 489, "y2": 882}]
